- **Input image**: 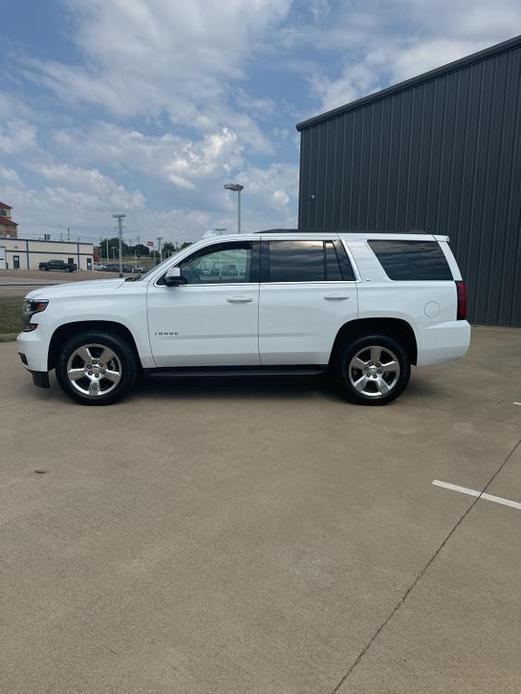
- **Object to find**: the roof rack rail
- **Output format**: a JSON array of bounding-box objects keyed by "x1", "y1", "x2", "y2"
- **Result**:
[{"x1": 254, "y1": 228, "x2": 430, "y2": 234}]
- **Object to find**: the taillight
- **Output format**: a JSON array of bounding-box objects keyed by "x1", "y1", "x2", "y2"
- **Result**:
[{"x1": 456, "y1": 281, "x2": 466, "y2": 320}]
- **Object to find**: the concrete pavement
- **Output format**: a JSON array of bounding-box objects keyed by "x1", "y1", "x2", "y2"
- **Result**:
[{"x1": 1, "y1": 327, "x2": 520, "y2": 693}]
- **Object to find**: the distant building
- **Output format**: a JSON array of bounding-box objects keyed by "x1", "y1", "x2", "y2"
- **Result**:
[
  {"x1": 0, "y1": 202, "x2": 18, "y2": 238},
  {"x1": 0, "y1": 237, "x2": 94, "y2": 271}
]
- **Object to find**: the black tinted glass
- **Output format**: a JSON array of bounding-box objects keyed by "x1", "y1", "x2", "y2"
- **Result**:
[
  {"x1": 268, "y1": 241, "x2": 324, "y2": 282},
  {"x1": 368, "y1": 240, "x2": 452, "y2": 281},
  {"x1": 325, "y1": 242, "x2": 343, "y2": 280}
]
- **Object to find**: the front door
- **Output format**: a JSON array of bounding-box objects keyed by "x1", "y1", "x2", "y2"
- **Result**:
[
  {"x1": 13, "y1": 255, "x2": 20, "y2": 270},
  {"x1": 259, "y1": 239, "x2": 358, "y2": 365},
  {"x1": 147, "y1": 240, "x2": 260, "y2": 367}
]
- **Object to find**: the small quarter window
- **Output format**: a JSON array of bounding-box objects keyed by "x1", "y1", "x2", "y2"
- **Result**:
[{"x1": 368, "y1": 240, "x2": 452, "y2": 281}]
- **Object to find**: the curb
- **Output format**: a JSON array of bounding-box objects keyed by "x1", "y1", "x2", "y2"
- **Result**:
[{"x1": 0, "y1": 333, "x2": 17, "y2": 343}]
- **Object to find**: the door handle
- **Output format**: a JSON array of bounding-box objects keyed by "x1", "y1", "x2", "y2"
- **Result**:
[
  {"x1": 226, "y1": 296, "x2": 253, "y2": 303},
  {"x1": 323, "y1": 294, "x2": 350, "y2": 300}
]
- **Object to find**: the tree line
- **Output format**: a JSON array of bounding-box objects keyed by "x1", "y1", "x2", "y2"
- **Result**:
[{"x1": 97, "y1": 238, "x2": 191, "y2": 260}]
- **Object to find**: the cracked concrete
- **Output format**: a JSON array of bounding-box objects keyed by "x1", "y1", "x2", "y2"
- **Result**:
[{"x1": 0, "y1": 326, "x2": 520, "y2": 693}]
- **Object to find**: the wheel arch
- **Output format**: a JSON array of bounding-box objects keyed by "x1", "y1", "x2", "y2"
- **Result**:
[
  {"x1": 48, "y1": 320, "x2": 142, "y2": 371},
  {"x1": 330, "y1": 317, "x2": 418, "y2": 367}
]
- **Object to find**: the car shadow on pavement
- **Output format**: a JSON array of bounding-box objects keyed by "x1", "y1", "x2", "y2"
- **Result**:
[{"x1": 138, "y1": 373, "x2": 341, "y2": 402}]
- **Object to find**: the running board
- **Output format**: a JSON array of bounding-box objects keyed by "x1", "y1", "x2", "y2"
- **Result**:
[{"x1": 144, "y1": 365, "x2": 327, "y2": 378}]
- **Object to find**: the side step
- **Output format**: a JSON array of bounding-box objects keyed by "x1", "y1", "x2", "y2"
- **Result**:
[{"x1": 144, "y1": 365, "x2": 327, "y2": 378}]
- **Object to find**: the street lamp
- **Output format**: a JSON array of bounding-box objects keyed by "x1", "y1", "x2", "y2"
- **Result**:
[{"x1": 224, "y1": 183, "x2": 244, "y2": 234}]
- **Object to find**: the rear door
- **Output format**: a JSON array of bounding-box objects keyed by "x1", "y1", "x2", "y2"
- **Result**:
[{"x1": 258, "y1": 237, "x2": 358, "y2": 365}]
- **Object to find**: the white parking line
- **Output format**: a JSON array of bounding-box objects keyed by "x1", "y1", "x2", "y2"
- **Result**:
[
  {"x1": 514, "y1": 402, "x2": 521, "y2": 406},
  {"x1": 432, "y1": 479, "x2": 521, "y2": 511}
]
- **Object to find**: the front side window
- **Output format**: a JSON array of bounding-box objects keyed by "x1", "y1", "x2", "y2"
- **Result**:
[
  {"x1": 368, "y1": 240, "x2": 452, "y2": 281},
  {"x1": 178, "y1": 242, "x2": 254, "y2": 284}
]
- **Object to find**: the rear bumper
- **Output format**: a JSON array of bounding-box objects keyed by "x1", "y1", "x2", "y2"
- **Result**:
[{"x1": 417, "y1": 320, "x2": 471, "y2": 366}]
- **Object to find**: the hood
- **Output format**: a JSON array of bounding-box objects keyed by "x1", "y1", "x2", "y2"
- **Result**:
[{"x1": 25, "y1": 277, "x2": 127, "y2": 300}]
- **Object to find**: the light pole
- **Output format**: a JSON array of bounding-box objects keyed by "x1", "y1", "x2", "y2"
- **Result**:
[
  {"x1": 224, "y1": 183, "x2": 244, "y2": 234},
  {"x1": 112, "y1": 213, "x2": 126, "y2": 276},
  {"x1": 157, "y1": 237, "x2": 163, "y2": 265}
]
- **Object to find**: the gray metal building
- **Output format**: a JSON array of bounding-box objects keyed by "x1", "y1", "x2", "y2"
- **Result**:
[{"x1": 297, "y1": 35, "x2": 521, "y2": 326}]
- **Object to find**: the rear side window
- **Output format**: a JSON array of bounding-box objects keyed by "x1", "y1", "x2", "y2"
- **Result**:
[
  {"x1": 264, "y1": 240, "x2": 355, "y2": 282},
  {"x1": 368, "y1": 240, "x2": 453, "y2": 281}
]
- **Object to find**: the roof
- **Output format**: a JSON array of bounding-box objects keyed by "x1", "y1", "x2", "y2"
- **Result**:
[
  {"x1": 296, "y1": 33, "x2": 521, "y2": 131},
  {"x1": 0, "y1": 202, "x2": 12, "y2": 209},
  {"x1": 0, "y1": 217, "x2": 17, "y2": 226},
  {"x1": 254, "y1": 228, "x2": 299, "y2": 234}
]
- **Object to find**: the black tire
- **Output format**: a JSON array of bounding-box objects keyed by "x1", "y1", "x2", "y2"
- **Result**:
[
  {"x1": 56, "y1": 331, "x2": 138, "y2": 405},
  {"x1": 334, "y1": 333, "x2": 410, "y2": 406}
]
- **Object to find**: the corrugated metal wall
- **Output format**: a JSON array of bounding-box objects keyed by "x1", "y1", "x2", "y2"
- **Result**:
[{"x1": 298, "y1": 40, "x2": 521, "y2": 326}]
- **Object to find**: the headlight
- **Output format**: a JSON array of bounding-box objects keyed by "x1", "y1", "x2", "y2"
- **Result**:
[{"x1": 22, "y1": 299, "x2": 48, "y2": 332}]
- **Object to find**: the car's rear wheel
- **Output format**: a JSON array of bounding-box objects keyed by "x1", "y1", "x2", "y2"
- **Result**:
[
  {"x1": 335, "y1": 334, "x2": 410, "y2": 405},
  {"x1": 56, "y1": 331, "x2": 138, "y2": 405}
]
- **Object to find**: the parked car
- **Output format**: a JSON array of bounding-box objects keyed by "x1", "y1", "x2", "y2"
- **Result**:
[
  {"x1": 38, "y1": 259, "x2": 77, "y2": 272},
  {"x1": 18, "y1": 231, "x2": 470, "y2": 405},
  {"x1": 94, "y1": 263, "x2": 107, "y2": 271}
]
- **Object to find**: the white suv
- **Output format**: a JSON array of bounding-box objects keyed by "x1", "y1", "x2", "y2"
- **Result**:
[{"x1": 17, "y1": 231, "x2": 470, "y2": 406}]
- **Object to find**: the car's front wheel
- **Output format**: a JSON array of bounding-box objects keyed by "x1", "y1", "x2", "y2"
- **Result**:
[
  {"x1": 56, "y1": 331, "x2": 138, "y2": 405},
  {"x1": 335, "y1": 334, "x2": 410, "y2": 405}
]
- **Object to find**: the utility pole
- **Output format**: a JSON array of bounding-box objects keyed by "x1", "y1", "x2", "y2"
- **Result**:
[
  {"x1": 112, "y1": 214, "x2": 127, "y2": 276},
  {"x1": 67, "y1": 227, "x2": 71, "y2": 241},
  {"x1": 157, "y1": 237, "x2": 163, "y2": 265}
]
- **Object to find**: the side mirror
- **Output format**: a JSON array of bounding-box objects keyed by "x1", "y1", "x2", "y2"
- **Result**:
[{"x1": 164, "y1": 266, "x2": 185, "y2": 286}]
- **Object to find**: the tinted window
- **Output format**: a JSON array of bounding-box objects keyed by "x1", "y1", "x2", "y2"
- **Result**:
[
  {"x1": 325, "y1": 241, "x2": 343, "y2": 280},
  {"x1": 368, "y1": 240, "x2": 452, "y2": 281},
  {"x1": 268, "y1": 241, "x2": 324, "y2": 282},
  {"x1": 266, "y1": 240, "x2": 355, "y2": 282},
  {"x1": 178, "y1": 242, "x2": 253, "y2": 284}
]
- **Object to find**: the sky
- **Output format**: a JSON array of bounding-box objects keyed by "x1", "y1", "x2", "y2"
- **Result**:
[{"x1": 1, "y1": 1, "x2": 520, "y2": 245}]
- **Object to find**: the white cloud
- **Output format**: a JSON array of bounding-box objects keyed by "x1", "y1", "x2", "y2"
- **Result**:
[
  {"x1": 0, "y1": 166, "x2": 23, "y2": 186},
  {"x1": 300, "y1": 0, "x2": 521, "y2": 112},
  {"x1": 0, "y1": 158, "x2": 299, "y2": 242},
  {"x1": 53, "y1": 123, "x2": 245, "y2": 190},
  {"x1": 32, "y1": 163, "x2": 145, "y2": 209},
  {"x1": 24, "y1": 0, "x2": 290, "y2": 152},
  {"x1": 5, "y1": 0, "x2": 518, "y2": 245}
]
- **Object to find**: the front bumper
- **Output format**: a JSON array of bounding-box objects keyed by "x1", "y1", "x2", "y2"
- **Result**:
[{"x1": 17, "y1": 330, "x2": 50, "y2": 374}]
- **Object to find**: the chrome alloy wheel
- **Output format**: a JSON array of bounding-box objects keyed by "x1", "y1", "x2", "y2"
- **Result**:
[
  {"x1": 348, "y1": 345, "x2": 400, "y2": 398},
  {"x1": 66, "y1": 343, "x2": 122, "y2": 397}
]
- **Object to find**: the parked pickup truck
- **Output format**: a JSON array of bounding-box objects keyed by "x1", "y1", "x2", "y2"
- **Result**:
[
  {"x1": 39, "y1": 259, "x2": 77, "y2": 272},
  {"x1": 18, "y1": 230, "x2": 470, "y2": 406}
]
